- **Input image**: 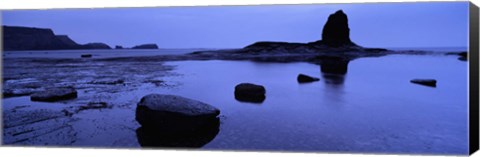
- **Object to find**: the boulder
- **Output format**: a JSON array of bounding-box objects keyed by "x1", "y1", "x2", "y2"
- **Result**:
[
  {"x1": 297, "y1": 74, "x2": 320, "y2": 83},
  {"x1": 234, "y1": 83, "x2": 266, "y2": 103},
  {"x1": 135, "y1": 94, "x2": 220, "y2": 135},
  {"x1": 321, "y1": 10, "x2": 355, "y2": 47},
  {"x1": 30, "y1": 87, "x2": 77, "y2": 102},
  {"x1": 115, "y1": 45, "x2": 124, "y2": 49},
  {"x1": 410, "y1": 79, "x2": 437, "y2": 87}
]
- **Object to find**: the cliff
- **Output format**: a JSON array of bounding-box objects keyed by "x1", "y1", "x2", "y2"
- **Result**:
[{"x1": 2, "y1": 26, "x2": 112, "y2": 50}]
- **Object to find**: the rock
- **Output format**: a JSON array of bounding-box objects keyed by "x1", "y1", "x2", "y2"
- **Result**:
[
  {"x1": 80, "y1": 43, "x2": 111, "y2": 49},
  {"x1": 132, "y1": 44, "x2": 159, "y2": 49},
  {"x1": 410, "y1": 79, "x2": 437, "y2": 87},
  {"x1": 91, "y1": 78, "x2": 124, "y2": 85},
  {"x1": 297, "y1": 74, "x2": 320, "y2": 83},
  {"x1": 234, "y1": 83, "x2": 266, "y2": 103},
  {"x1": 321, "y1": 10, "x2": 355, "y2": 47},
  {"x1": 115, "y1": 45, "x2": 124, "y2": 49},
  {"x1": 3, "y1": 26, "x2": 112, "y2": 50},
  {"x1": 81, "y1": 54, "x2": 92, "y2": 58},
  {"x1": 135, "y1": 94, "x2": 220, "y2": 135},
  {"x1": 78, "y1": 102, "x2": 110, "y2": 111},
  {"x1": 30, "y1": 87, "x2": 77, "y2": 102},
  {"x1": 3, "y1": 26, "x2": 75, "y2": 50}
]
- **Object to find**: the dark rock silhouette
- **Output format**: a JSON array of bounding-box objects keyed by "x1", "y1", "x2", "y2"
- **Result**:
[
  {"x1": 81, "y1": 54, "x2": 92, "y2": 58},
  {"x1": 321, "y1": 10, "x2": 355, "y2": 47},
  {"x1": 30, "y1": 87, "x2": 77, "y2": 102},
  {"x1": 135, "y1": 94, "x2": 220, "y2": 135},
  {"x1": 446, "y1": 51, "x2": 468, "y2": 61},
  {"x1": 192, "y1": 9, "x2": 388, "y2": 60},
  {"x1": 410, "y1": 79, "x2": 437, "y2": 87},
  {"x1": 234, "y1": 83, "x2": 266, "y2": 103},
  {"x1": 3, "y1": 25, "x2": 112, "y2": 50},
  {"x1": 136, "y1": 118, "x2": 219, "y2": 148},
  {"x1": 297, "y1": 74, "x2": 320, "y2": 83},
  {"x1": 132, "y1": 44, "x2": 159, "y2": 49},
  {"x1": 81, "y1": 43, "x2": 111, "y2": 49},
  {"x1": 115, "y1": 45, "x2": 124, "y2": 49}
]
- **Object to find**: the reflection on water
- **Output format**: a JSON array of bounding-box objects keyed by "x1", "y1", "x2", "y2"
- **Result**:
[
  {"x1": 318, "y1": 56, "x2": 350, "y2": 85},
  {"x1": 136, "y1": 118, "x2": 220, "y2": 148},
  {"x1": 159, "y1": 55, "x2": 467, "y2": 154}
]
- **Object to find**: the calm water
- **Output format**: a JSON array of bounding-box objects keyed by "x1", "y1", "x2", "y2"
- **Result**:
[
  {"x1": 153, "y1": 55, "x2": 468, "y2": 154},
  {"x1": 1, "y1": 49, "x2": 469, "y2": 154}
]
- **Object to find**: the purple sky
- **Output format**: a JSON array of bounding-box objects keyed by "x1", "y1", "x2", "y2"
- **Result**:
[{"x1": 2, "y1": 2, "x2": 469, "y2": 48}]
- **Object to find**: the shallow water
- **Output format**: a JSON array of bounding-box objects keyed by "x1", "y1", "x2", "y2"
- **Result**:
[
  {"x1": 1, "y1": 52, "x2": 468, "y2": 154},
  {"x1": 150, "y1": 55, "x2": 468, "y2": 154}
]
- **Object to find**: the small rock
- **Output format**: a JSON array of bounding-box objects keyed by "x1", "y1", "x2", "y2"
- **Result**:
[
  {"x1": 297, "y1": 74, "x2": 320, "y2": 83},
  {"x1": 78, "y1": 102, "x2": 109, "y2": 111},
  {"x1": 410, "y1": 79, "x2": 437, "y2": 87},
  {"x1": 234, "y1": 83, "x2": 266, "y2": 103},
  {"x1": 135, "y1": 94, "x2": 220, "y2": 135},
  {"x1": 30, "y1": 87, "x2": 77, "y2": 102},
  {"x1": 91, "y1": 78, "x2": 124, "y2": 85},
  {"x1": 81, "y1": 54, "x2": 92, "y2": 58}
]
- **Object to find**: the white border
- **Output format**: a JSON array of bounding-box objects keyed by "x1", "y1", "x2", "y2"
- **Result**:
[{"x1": 0, "y1": 0, "x2": 478, "y2": 157}]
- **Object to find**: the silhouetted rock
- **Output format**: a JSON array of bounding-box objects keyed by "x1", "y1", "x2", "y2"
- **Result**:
[
  {"x1": 81, "y1": 54, "x2": 92, "y2": 58},
  {"x1": 321, "y1": 10, "x2": 355, "y2": 47},
  {"x1": 55, "y1": 35, "x2": 79, "y2": 47},
  {"x1": 446, "y1": 51, "x2": 468, "y2": 61},
  {"x1": 115, "y1": 45, "x2": 124, "y2": 49},
  {"x1": 3, "y1": 25, "x2": 112, "y2": 50},
  {"x1": 3, "y1": 26, "x2": 74, "y2": 50},
  {"x1": 297, "y1": 74, "x2": 320, "y2": 83},
  {"x1": 30, "y1": 87, "x2": 77, "y2": 102},
  {"x1": 234, "y1": 83, "x2": 266, "y2": 103},
  {"x1": 90, "y1": 78, "x2": 124, "y2": 85},
  {"x1": 410, "y1": 79, "x2": 437, "y2": 87},
  {"x1": 132, "y1": 44, "x2": 159, "y2": 49},
  {"x1": 80, "y1": 43, "x2": 111, "y2": 49},
  {"x1": 78, "y1": 102, "x2": 110, "y2": 111},
  {"x1": 135, "y1": 94, "x2": 220, "y2": 135}
]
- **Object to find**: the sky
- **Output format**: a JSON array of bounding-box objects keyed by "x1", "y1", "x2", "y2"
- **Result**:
[{"x1": 1, "y1": 2, "x2": 470, "y2": 49}]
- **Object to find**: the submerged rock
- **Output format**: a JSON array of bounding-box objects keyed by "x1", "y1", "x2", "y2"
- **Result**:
[
  {"x1": 410, "y1": 79, "x2": 437, "y2": 87},
  {"x1": 234, "y1": 83, "x2": 266, "y2": 103},
  {"x1": 30, "y1": 87, "x2": 77, "y2": 102},
  {"x1": 297, "y1": 74, "x2": 320, "y2": 83},
  {"x1": 135, "y1": 94, "x2": 220, "y2": 135}
]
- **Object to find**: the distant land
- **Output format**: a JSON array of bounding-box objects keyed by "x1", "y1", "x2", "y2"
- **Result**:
[{"x1": 2, "y1": 25, "x2": 158, "y2": 51}]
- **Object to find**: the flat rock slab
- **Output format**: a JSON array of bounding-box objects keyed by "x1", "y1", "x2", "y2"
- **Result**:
[
  {"x1": 135, "y1": 94, "x2": 220, "y2": 135},
  {"x1": 410, "y1": 79, "x2": 437, "y2": 87},
  {"x1": 297, "y1": 74, "x2": 320, "y2": 83},
  {"x1": 234, "y1": 83, "x2": 266, "y2": 103},
  {"x1": 30, "y1": 87, "x2": 78, "y2": 102}
]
